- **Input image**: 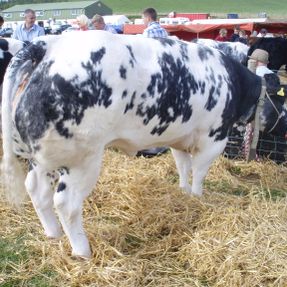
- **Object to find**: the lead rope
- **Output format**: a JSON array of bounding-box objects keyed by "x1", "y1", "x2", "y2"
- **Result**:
[
  {"x1": 247, "y1": 78, "x2": 266, "y2": 162},
  {"x1": 265, "y1": 91, "x2": 283, "y2": 133}
]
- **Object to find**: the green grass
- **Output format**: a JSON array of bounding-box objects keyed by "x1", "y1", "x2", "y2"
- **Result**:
[
  {"x1": 204, "y1": 179, "x2": 250, "y2": 197},
  {"x1": 261, "y1": 188, "x2": 287, "y2": 201},
  {"x1": 0, "y1": 235, "x2": 57, "y2": 287},
  {"x1": 0, "y1": 235, "x2": 29, "y2": 273},
  {"x1": 103, "y1": 0, "x2": 287, "y2": 18}
]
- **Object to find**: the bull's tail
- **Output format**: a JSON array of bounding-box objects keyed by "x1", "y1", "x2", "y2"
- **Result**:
[
  {"x1": 1, "y1": 71, "x2": 27, "y2": 206},
  {"x1": 1, "y1": 40, "x2": 48, "y2": 206}
]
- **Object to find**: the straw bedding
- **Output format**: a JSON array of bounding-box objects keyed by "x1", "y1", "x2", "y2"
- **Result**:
[{"x1": 1, "y1": 149, "x2": 287, "y2": 286}]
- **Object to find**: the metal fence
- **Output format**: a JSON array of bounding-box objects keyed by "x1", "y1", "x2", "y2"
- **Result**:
[{"x1": 223, "y1": 127, "x2": 287, "y2": 164}]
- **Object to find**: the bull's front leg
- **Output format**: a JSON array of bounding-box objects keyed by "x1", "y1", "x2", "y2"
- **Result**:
[
  {"x1": 171, "y1": 148, "x2": 193, "y2": 193},
  {"x1": 191, "y1": 137, "x2": 227, "y2": 196}
]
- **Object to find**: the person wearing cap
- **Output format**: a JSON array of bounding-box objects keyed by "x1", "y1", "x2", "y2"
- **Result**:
[
  {"x1": 248, "y1": 48, "x2": 273, "y2": 77},
  {"x1": 91, "y1": 14, "x2": 117, "y2": 33},
  {"x1": 246, "y1": 48, "x2": 284, "y2": 162}
]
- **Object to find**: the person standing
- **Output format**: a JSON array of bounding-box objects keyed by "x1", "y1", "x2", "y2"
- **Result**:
[
  {"x1": 215, "y1": 28, "x2": 228, "y2": 41},
  {"x1": 76, "y1": 14, "x2": 89, "y2": 31},
  {"x1": 0, "y1": 16, "x2": 4, "y2": 30},
  {"x1": 142, "y1": 7, "x2": 168, "y2": 38},
  {"x1": 136, "y1": 8, "x2": 169, "y2": 157},
  {"x1": 245, "y1": 49, "x2": 284, "y2": 162},
  {"x1": 257, "y1": 28, "x2": 274, "y2": 38},
  {"x1": 0, "y1": 16, "x2": 4, "y2": 36},
  {"x1": 229, "y1": 26, "x2": 240, "y2": 42},
  {"x1": 91, "y1": 14, "x2": 117, "y2": 33},
  {"x1": 12, "y1": 9, "x2": 44, "y2": 42},
  {"x1": 237, "y1": 30, "x2": 248, "y2": 45},
  {"x1": 248, "y1": 49, "x2": 272, "y2": 77}
]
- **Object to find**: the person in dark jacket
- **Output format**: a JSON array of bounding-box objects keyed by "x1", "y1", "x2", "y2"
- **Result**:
[
  {"x1": 230, "y1": 26, "x2": 240, "y2": 42},
  {"x1": 237, "y1": 30, "x2": 248, "y2": 45}
]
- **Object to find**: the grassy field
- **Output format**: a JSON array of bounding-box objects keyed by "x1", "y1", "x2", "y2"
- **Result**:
[
  {"x1": 1, "y1": 150, "x2": 287, "y2": 286},
  {"x1": 103, "y1": 0, "x2": 287, "y2": 18}
]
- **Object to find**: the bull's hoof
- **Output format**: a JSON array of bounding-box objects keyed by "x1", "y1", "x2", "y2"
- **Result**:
[
  {"x1": 71, "y1": 254, "x2": 91, "y2": 261},
  {"x1": 71, "y1": 250, "x2": 92, "y2": 260},
  {"x1": 45, "y1": 229, "x2": 63, "y2": 239},
  {"x1": 71, "y1": 246, "x2": 92, "y2": 259},
  {"x1": 183, "y1": 185, "x2": 202, "y2": 197},
  {"x1": 47, "y1": 236, "x2": 63, "y2": 241},
  {"x1": 191, "y1": 191, "x2": 203, "y2": 197}
]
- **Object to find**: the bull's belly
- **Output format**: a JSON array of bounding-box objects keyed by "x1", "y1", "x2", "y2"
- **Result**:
[
  {"x1": 26, "y1": 106, "x2": 224, "y2": 169},
  {"x1": 31, "y1": 124, "x2": 199, "y2": 170}
]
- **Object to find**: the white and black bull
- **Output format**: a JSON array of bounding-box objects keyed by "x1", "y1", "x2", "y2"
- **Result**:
[
  {"x1": 2, "y1": 31, "x2": 287, "y2": 258},
  {"x1": 192, "y1": 38, "x2": 249, "y2": 64}
]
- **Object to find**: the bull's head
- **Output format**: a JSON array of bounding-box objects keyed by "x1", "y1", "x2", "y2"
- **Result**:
[{"x1": 260, "y1": 73, "x2": 287, "y2": 138}]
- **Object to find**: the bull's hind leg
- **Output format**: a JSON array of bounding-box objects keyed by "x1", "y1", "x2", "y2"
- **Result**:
[
  {"x1": 171, "y1": 148, "x2": 193, "y2": 193},
  {"x1": 53, "y1": 149, "x2": 104, "y2": 258},
  {"x1": 25, "y1": 162, "x2": 63, "y2": 238},
  {"x1": 191, "y1": 138, "x2": 227, "y2": 196}
]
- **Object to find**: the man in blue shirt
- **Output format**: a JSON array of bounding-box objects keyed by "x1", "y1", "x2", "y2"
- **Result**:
[
  {"x1": 142, "y1": 8, "x2": 168, "y2": 38},
  {"x1": 91, "y1": 14, "x2": 117, "y2": 34},
  {"x1": 12, "y1": 9, "x2": 45, "y2": 42}
]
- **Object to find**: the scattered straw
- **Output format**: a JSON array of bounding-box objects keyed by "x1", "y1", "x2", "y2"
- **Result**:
[{"x1": 1, "y1": 149, "x2": 287, "y2": 286}]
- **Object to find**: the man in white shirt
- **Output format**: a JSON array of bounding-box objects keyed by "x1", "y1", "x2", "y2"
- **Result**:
[{"x1": 12, "y1": 9, "x2": 45, "y2": 42}]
